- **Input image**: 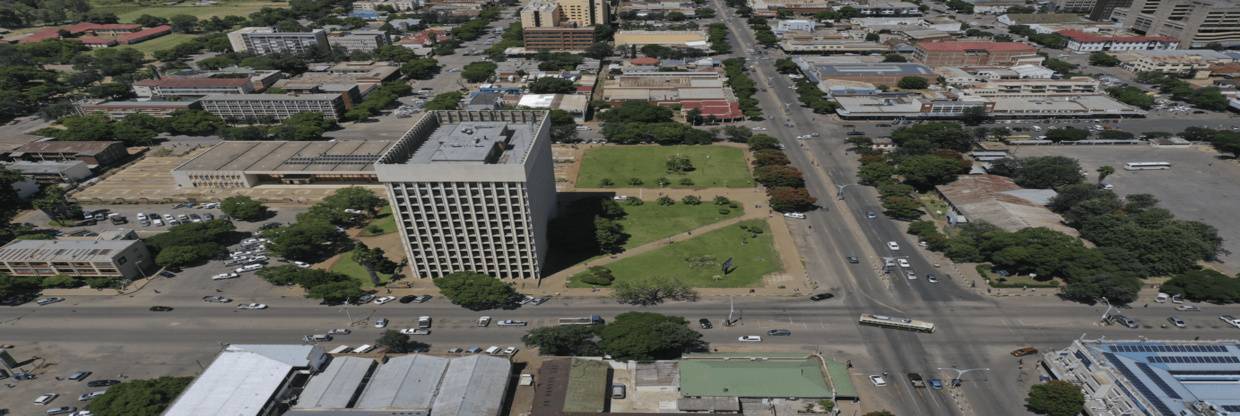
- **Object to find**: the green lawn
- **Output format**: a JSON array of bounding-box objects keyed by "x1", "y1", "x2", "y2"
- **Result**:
[
  {"x1": 576, "y1": 145, "x2": 754, "y2": 189},
  {"x1": 616, "y1": 200, "x2": 743, "y2": 249},
  {"x1": 360, "y1": 206, "x2": 397, "y2": 236},
  {"x1": 120, "y1": 33, "x2": 200, "y2": 56},
  {"x1": 92, "y1": 0, "x2": 284, "y2": 21},
  {"x1": 569, "y1": 219, "x2": 781, "y2": 288},
  {"x1": 330, "y1": 253, "x2": 394, "y2": 289}
]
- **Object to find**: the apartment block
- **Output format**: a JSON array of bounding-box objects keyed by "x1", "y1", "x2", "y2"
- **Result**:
[
  {"x1": 521, "y1": 0, "x2": 564, "y2": 28},
  {"x1": 963, "y1": 77, "x2": 1104, "y2": 97},
  {"x1": 523, "y1": 27, "x2": 596, "y2": 51},
  {"x1": 558, "y1": 0, "x2": 610, "y2": 26},
  {"x1": 375, "y1": 110, "x2": 556, "y2": 279},
  {"x1": 77, "y1": 100, "x2": 200, "y2": 119},
  {"x1": 132, "y1": 77, "x2": 255, "y2": 98},
  {"x1": 327, "y1": 30, "x2": 390, "y2": 52},
  {"x1": 0, "y1": 239, "x2": 153, "y2": 280},
  {"x1": 1089, "y1": 0, "x2": 1133, "y2": 20},
  {"x1": 1114, "y1": 48, "x2": 1235, "y2": 73},
  {"x1": 228, "y1": 27, "x2": 330, "y2": 54},
  {"x1": 198, "y1": 93, "x2": 347, "y2": 121},
  {"x1": 1115, "y1": 0, "x2": 1240, "y2": 47},
  {"x1": 1054, "y1": 0, "x2": 1098, "y2": 12},
  {"x1": 1057, "y1": 29, "x2": 1179, "y2": 51},
  {"x1": 913, "y1": 41, "x2": 1042, "y2": 66}
]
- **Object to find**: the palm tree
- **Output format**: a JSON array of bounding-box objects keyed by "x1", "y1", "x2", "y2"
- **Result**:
[{"x1": 1096, "y1": 165, "x2": 1115, "y2": 185}]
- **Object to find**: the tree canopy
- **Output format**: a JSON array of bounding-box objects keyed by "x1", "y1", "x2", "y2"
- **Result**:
[
  {"x1": 598, "y1": 312, "x2": 704, "y2": 361},
  {"x1": 220, "y1": 195, "x2": 268, "y2": 221},
  {"x1": 87, "y1": 376, "x2": 192, "y2": 416},
  {"x1": 434, "y1": 271, "x2": 520, "y2": 310},
  {"x1": 1026, "y1": 380, "x2": 1085, "y2": 416}
]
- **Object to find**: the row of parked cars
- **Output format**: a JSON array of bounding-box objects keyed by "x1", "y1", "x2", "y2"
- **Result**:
[{"x1": 31, "y1": 372, "x2": 120, "y2": 415}]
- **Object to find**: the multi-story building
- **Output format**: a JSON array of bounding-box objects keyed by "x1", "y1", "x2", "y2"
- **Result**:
[
  {"x1": 198, "y1": 93, "x2": 347, "y2": 121},
  {"x1": 558, "y1": 0, "x2": 610, "y2": 26},
  {"x1": 374, "y1": 110, "x2": 556, "y2": 279},
  {"x1": 0, "y1": 239, "x2": 154, "y2": 280},
  {"x1": 9, "y1": 140, "x2": 128, "y2": 166},
  {"x1": 614, "y1": 30, "x2": 710, "y2": 49},
  {"x1": 353, "y1": 0, "x2": 419, "y2": 11},
  {"x1": 963, "y1": 77, "x2": 1104, "y2": 97},
  {"x1": 523, "y1": 27, "x2": 596, "y2": 51},
  {"x1": 778, "y1": 36, "x2": 889, "y2": 54},
  {"x1": 228, "y1": 27, "x2": 330, "y2": 54},
  {"x1": 1057, "y1": 29, "x2": 1179, "y2": 51},
  {"x1": 796, "y1": 61, "x2": 938, "y2": 86},
  {"x1": 327, "y1": 30, "x2": 390, "y2": 52},
  {"x1": 1089, "y1": 0, "x2": 1133, "y2": 20},
  {"x1": 132, "y1": 77, "x2": 255, "y2": 98},
  {"x1": 1114, "y1": 48, "x2": 1235, "y2": 72},
  {"x1": 521, "y1": 0, "x2": 565, "y2": 28},
  {"x1": 1042, "y1": 339, "x2": 1240, "y2": 416},
  {"x1": 76, "y1": 99, "x2": 200, "y2": 119},
  {"x1": 3, "y1": 161, "x2": 93, "y2": 185},
  {"x1": 1054, "y1": 0, "x2": 1098, "y2": 12},
  {"x1": 1114, "y1": 0, "x2": 1240, "y2": 47},
  {"x1": 913, "y1": 41, "x2": 1042, "y2": 66}
]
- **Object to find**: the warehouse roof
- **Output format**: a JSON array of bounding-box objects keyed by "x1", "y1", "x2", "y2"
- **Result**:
[
  {"x1": 12, "y1": 140, "x2": 121, "y2": 155},
  {"x1": 174, "y1": 140, "x2": 392, "y2": 173},
  {"x1": 354, "y1": 354, "x2": 447, "y2": 411},
  {"x1": 293, "y1": 357, "x2": 376, "y2": 410},
  {"x1": 815, "y1": 63, "x2": 935, "y2": 77},
  {"x1": 431, "y1": 355, "x2": 512, "y2": 416},
  {"x1": 678, "y1": 353, "x2": 833, "y2": 398},
  {"x1": 165, "y1": 345, "x2": 324, "y2": 416}
]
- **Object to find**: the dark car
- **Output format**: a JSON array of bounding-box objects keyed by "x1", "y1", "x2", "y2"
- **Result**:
[
  {"x1": 259, "y1": 222, "x2": 282, "y2": 230},
  {"x1": 908, "y1": 372, "x2": 925, "y2": 387},
  {"x1": 698, "y1": 318, "x2": 713, "y2": 329},
  {"x1": 1011, "y1": 347, "x2": 1039, "y2": 357},
  {"x1": 767, "y1": 329, "x2": 792, "y2": 336},
  {"x1": 149, "y1": 306, "x2": 174, "y2": 312},
  {"x1": 809, "y1": 293, "x2": 834, "y2": 301},
  {"x1": 68, "y1": 371, "x2": 91, "y2": 381},
  {"x1": 87, "y1": 379, "x2": 120, "y2": 387},
  {"x1": 399, "y1": 295, "x2": 418, "y2": 304},
  {"x1": 847, "y1": 256, "x2": 859, "y2": 264}
]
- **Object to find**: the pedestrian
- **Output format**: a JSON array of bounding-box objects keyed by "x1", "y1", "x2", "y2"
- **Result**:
[
  {"x1": 55, "y1": 376, "x2": 62, "y2": 381},
  {"x1": 1144, "y1": 303, "x2": 1148, "y2": 308}
]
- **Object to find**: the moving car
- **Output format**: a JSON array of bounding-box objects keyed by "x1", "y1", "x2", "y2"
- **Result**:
[
  {"x1": 202, "y1": 296, "x2": 232, "y2": 303},
  {"x1": 497, "y1": 320, "x2": 528, "y2": 327},
  {"x1": 374, "y1": 318, "x2": 389, "y2": 328},
  {"x1": 897, "y1": 259, "x2": 911, "y2": 268},
  {"x1": 869, "y1": 375, "x2": 887, "y2": 387},
  {"x1": 328, "y1": 328, "x2": 351, "y2": 335},
  {"x1": 1168, "y1": 316, "x2": 1186, "y2": 328},
  {"x1": 236, "y1": 303, "x2": 267, "y2": 310},
  {"x1": 767, "y1": 329, "x2": 792, "y2": 336},
  {"x1": 866, "y1": 211, "x2": 878, "y2": 219},
  {"x1": 1011, "y1": 347, "x2": 1038, "y2": 357},
  {"x1": 908, "y1": 372, "x2": 925, "y2": 388},
  {"x1": 887, "y1": 241, "x2": 900, "y2": 251},
  {"x1": 148, "y1": 306, "x2": 174, "y2": 312},
  {"x1": 847, "y1": 256, "x2": 859, "y2": 264},
  {"x1": 783, "y1": 212, "x2": 806, "y2": 219},
  {"x1": 809, "y1": 293, "x2": 834, "y2": 301},
  {"x1": 68, "y1": 371, "x2": 91, "y2": 381},
  {"x1": 928, "y1": 378, "x2": 944, "y2": 390},
  {"x1": 1176, "y1": 305, "x2": 1200, "y2": 311},
  {"x1": 86, "y1": 380, "x2": 119, "y2": 387},
  {"x1": 399, "y1": 328, "x2": 431, "y2": 335},
  {"x1": 927, "y1": 274, "x2": 939, "y2": 284},
  {"x1": 1220, "y1": 314, "x2": 1240, "y2": 329},
  {"x1": 699, "y1": 318, "x2": 713, "y2": 329},
  {"x1": 738, "y1": 335, "x2": 762, "y2": 342}
]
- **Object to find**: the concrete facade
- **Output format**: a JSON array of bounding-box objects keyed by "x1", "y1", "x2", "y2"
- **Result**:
[
  {"x1": 0, "y1": 238, "x2": 154, "y2": 280},
  {"x1": 375, "y1": 110, "x2": 556, "y2": 279},
  {"x1": 1115, "y1": 0, "x2": 1240, "y2": 47},
  {"x1": 228, "y1": 27, "x2": 330, "y2": 54},
  {"x1": 523, "y1": 27, "x2": 597, "y2": 51},
  {"x1": 198, "y1": 93, "x2": 347, "y2": 121}
]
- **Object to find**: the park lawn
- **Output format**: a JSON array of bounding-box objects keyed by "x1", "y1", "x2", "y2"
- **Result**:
[
  {"x1": 92, "y1": 0, "x2": 283, "y2": 21},
  {"x1": 330, "y1": 253, "x2": 394, "y2": 289},
  {"x1": 121, "y1": 33, "x2": 200, "y2": 56},
  {"x1": 569, "y1": 219, "x2": 781, "y2": 288},
  {"x1": 360, "y1": 206, "x2": 398, "y2": 236},
  {"x1": 576, "y1": 145, "x2": 754, "y2": 189},
  {"x1": 616, "y1": 200, "x2": 743, "y2": 249}
]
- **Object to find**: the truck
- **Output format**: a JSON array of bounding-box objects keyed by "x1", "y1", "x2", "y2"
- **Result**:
[{"x1": 558, "y1": 315, "x2": 604, "y2": 325}]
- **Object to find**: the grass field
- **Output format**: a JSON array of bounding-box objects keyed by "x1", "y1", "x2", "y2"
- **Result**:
[
  {"x1": 569, "y1": 219, "x2": 781, "y2": 288},
  {"x1": 91, "y1": 0, "x2": 283, "y2": 22},
  {"x1": 360, "y1": 206, "x2": 398, "y2": 236},
  {"x1": 576, "y1": 145, "x2": 754, "y2": 189},
  {"x1": 330, "y1": 253, "x2": 394, "y2": 289},
  {"x1": 120, "y1": 33, "x2": 200, "y2": 56},
  {"x1": 615, "y1": 200, "x2": 743, "y2": 249}
]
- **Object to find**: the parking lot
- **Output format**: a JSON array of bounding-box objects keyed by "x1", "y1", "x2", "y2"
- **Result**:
[
  {"x1": 1012, "y1": 144, "x2": 1240, "y2": 273},
  {"x1": 15, "y1": 203, "x2": 310, "y2": 238}
]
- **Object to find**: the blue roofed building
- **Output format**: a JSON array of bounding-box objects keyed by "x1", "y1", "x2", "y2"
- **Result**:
[{"x1": 1043, "y1": 339, "x2": 1240, "y2": 416}]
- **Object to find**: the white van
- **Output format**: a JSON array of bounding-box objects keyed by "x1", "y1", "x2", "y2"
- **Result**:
[
  {"x1": 236, "y1": 264, "x2": 263, "y2": 273},
  {"x1": 351, "y1": 344, "x2": 374, "y2": 354},
  {"x1": 418, "y1": 316, "x2": 432, "y2": 329},
  {"x1": 1155, "y1": 293, "x2": 1170, "y2": 303},
  {"x1": 484, "y1": 346, "x2": 501, "y2": 355},
  {"x1": 328, "y1": 345, "x2": 352, "y2": 354}
]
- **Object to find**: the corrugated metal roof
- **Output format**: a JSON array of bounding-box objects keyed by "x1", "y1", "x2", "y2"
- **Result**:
[
  {"x1": 354, "y1": 355, "x2": 447, "y2": 411},
  {"x1": 432, "y1": 355, "x2": 512, "y2": 416},
  {"x1": 164, "y1": 345, "x2": 323, "y2": 416},
  {"x1": 294, "y1": 357, "x2": 375, "y2": 410}
]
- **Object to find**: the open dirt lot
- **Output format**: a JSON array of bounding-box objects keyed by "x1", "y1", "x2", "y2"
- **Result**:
[{"x1": 1012, "y1": 144, "x2": 1240, "y2": 273}]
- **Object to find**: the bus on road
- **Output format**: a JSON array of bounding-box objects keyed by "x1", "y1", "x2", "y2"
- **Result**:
[
  {"x1": 1124, "y1": 162, "x2": 1171, "y2": 171},
  {"x1": 859, "y1": 314, "x2": 935, "y2": 333}
]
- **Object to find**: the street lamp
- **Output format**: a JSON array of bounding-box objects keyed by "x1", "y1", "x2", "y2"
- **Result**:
[
  {"x1": 1097, "y1": 297, "x2": 1113, "y2": 323},
  {"x1": 937, "y1": 367, "x2": 990, "y2": 387},
  {"x1": 836, "y1": 184, "x2": 854, "y2": 200}
]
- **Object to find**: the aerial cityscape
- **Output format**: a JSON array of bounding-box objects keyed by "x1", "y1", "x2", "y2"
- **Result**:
[{"x1": 3, "y1": 0, "x2": 1240, "y2": 415}]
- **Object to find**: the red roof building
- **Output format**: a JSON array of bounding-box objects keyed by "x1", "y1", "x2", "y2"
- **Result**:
[
  {"x1": 117, "y1": 25, "x2": 172, "y2": 44},
  {"x1": 630, "y1": 57, "x2": 660, "y2": 66},
  {"x1": 913, "y1": 41, "x2": 1041, "y2": 66},
  {"x1": 16, "y1": 23, "x2": 166, "y2": 47},
  {"x1": 680, "y1": 99, "x2": 744, "y2": 122},
  {"x1": 400, "y1": 29, "x2": 451, "y2": 46},
  {"x1": 1056, "y1": 30, "x2": 1179, "y2": 52}
]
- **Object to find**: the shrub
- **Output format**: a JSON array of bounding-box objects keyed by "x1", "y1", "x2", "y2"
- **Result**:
[
  {"x1": 624, "y1": 196, "x2": 644, "y2": 206},
  {"x1": 580, "y1": 266, "x2": 616, "y2": 286},
  {"x1": 679, "y1": 178, "x2": 694, "y2": 186},
  {"x1": 599, "y1": 178, "x2": 615, "y2": 187},
  {"x1": 713, "y1": 196, "x2": 731, "y2": 205},
  {"x1": 628, "y1": 177, "x2": 643, "y2": 185},
  {"x1": 682, "y1": 195, "x2": 702, "y2": 205},
  {"x1": 718, "y1": 207, "x2": 731, "y2": 215},
  {"x1": 657, "y1": 196, "x2": 675, "y2": 206},
  {"x1": 40, "y1": 274, "x2": 82, "y2": 289}
]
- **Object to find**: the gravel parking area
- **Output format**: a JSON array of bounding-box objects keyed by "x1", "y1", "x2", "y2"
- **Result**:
[{"x1": 1012, "y1": 144, "x2": 1240, "y2": 273}]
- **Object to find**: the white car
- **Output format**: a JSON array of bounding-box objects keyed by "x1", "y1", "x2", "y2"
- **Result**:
[
  {"x1": 897, "y1": 259, "x2": 911, "y2": 268},
  {"x1": 78, "y1": 391, "x2": 106, "y2": 401},
  {"x1": 738, "y1": 335, "x2": 763, "y2": 342},
  {"x1": 374, "y1": 318, "x2": 389, "y2": 328},
  {"x1": 869, "y1": 375, "x2": 888, "y2": 387},
  {"x1": 235, "y1": 264, "x2": 263, "y2": 273},
  {"x1": 212, "y1": 272, "x2": 239, "y2": 280},
  {"x1": 237, "y1": 303, "x2": 267, "y2": 310},
  {"x1": 152, "y1": 218, "x2": 164, "y2": 226},
  {"x1": 35, "y1": 393, "x2": 59, "y2": 405},
  {"x1": 399, "y1": 328, "x2": 431, "y2": 335},
  {"x1": 1176, "y1": 305, "x2": 1200, "y2": 311},
  {"x1": 906, "y1": 272, "x2": 917, "y2": 280},
  {"x1": 373, "y1": 296, "x2": 397, "y2": 305},
  {"x1": 502, "y1": 346, "x2": 518, "y2": 355},
  {"x1": 293, "y1": 261, "x2": 310, "y2": 268},
  {"x1": 887, "y1": 241, "x2": 900, "y2": 251},
  {"x1": 783, "y1": 212, "x2": 807, "y2": 219},
  {"x1": 612, "y1": 195, "x2": 629, "y2": 201},
  {"x1": 136, "y1": 213, "x2": 147, "y2": 221}
]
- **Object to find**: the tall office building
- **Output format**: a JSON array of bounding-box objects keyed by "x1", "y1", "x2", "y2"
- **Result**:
[
  {"x1": 1089, "y1": 0, "x2": 1133, "y2": 20},
  {"x1": 521, "y1": 0, "x2": 564, "y2": 28},
  {"x1": 374, "y1": 110, "x2": 557, "y2": 279},
  {"x1": 1114, "y1": 0, "x2": 1240, "y2": 47},
  {"x1": 227, "y1": 27, "x2": 330, "y2": 54},
  {"x1": 556, "y1": 0, "x2": 610, "y2": 27}
]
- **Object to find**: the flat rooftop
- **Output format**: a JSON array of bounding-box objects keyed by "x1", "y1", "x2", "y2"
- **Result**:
[
  {"x1": 0, "y1": 239, "x2": 142, "y2": 263},
  {"x1": 378, "y1": 111, "x2": 548, "y2": 167},
  {"x1": 174, "y1": 140, "x2": 392, "y2": 173},
  {"x1": 816, "y1": 63, "x2": 935, "y2": 77},
  {"x1": 1080, "y1": 340, "x2": 1240, "y2": 415},
  {"x1": 679, "y1": 353, "x2": 834, "y2": 398}
]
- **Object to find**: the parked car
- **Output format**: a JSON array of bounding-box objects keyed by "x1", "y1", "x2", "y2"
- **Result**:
[
  {"x1": 699, "y1": 318, "x2": 713, "y2": 329},
  {"x1": 399, "y1": 295, "x2": 418, "y2": 304},
  {"x1": 68, "y1": 371, "x2": 91, "y2": 381},
  {"x1": 908, "y1": 373, "x2": 925, "y2": 388},
  {"x1": 46, "y1": 406, "x2": 76, "y2": 415},
  {"x1": 869, "y1": 375, "x2": 887, "y2": 387},
  {"x1": 783, "y1": 212, "x2": 807, "y2": 219},
  {"x1": 78, "y1": 391, "x2": 106, "y2": 401},
  {"x1": 374, "y1": 318, "x2": 388, "y2": 328},
  {"x1": 36, "y1": 297, "x2": 65, "y2": 306},
  {"x1": 373, "y1": 296, "x2": 397, "y2": 305},
  {"x1": 328, "y1": 328, "x2": 351, "y2": 335},
  {"x1": 86, "y1": 380, "x2": 119, "y2": 388},
  {"x1": 212, "y1": 272, "x2": 239, "y2": 280},
  {"x1": 737, "y1": 335, "x2": 762, "y2": 342},
  {"x1": 1168, "y1": 316, "x2": 1186, "y2": 328},
  {"x1": 1110, "y1": 315, "x2": 1139, "y2": 329},
  {"x1": 1011, "y1": 347, "x2": 1038, "y2": 357},
  {"x1": 809, "y1": 293, "x2": 834, "y2": 301}
]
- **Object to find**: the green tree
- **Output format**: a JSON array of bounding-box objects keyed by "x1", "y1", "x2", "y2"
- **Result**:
[
  {"x1": 86, "y1": 376, "x2": 192, "y2": 416},
  {"x1": 594, "y1": 216, "x2": 628, "y2": 253},
  {"x1": 580, "y1": 266, "x2": 616, "y2": 286},
  {"x1": 33, "y1": 187, "x2": 82, "y2": 225},
  {"x1": 882, "y1": 195, "x2": 922, "y2": 220},
  {"x1": 0, "y1": 274, "x2": 42, "y2": 303},
  {"x1": 423, "y1": 92, "x2": 463, "y2": 110},
  {"x1": 271, "y1": 112, "x2": 335, "y2": 140},
  {"x1": 1106, "y1": 86, "x2": 1154, "y2": 109},
  {"x1": 747, "y1": 134, "x2": 781, "y2": 150},
  {"x1": 548, "y1": 109, "x2": 578, "y2": 142},
  {"x1": 134, "y1": 14, "x2": 169, "y2": 27},
  {"x1": 166, "y1": 109, "x2": 223, "y2": 135},
  {"x1": 598, "y1": 312, "x2": 704, "y2": 361},
  {"x1": 527, "y1": 77, "x2": 576, "y2": 94},
  {"x1": 600, "y1": 101, "x2": 674, "y2": 123},
  {"x1": 1007, "y1": 156, "x2": 1086, "y2": 189},
  {"x1": 960, "y1": 106, "x2": 990, "y2": 126},
  {"x1": 434, "y1": 271, "x2": 520, "y2": 310},
  {"x1": 897, "y1": 76, "x2": 929, "y2": 89},
  {"x1": 155, "y1": 244, "x2": 221, "y2": 268},
  {"x1": 1026, "y1": 380, "x2": 1085, "y2": 416},
  {"x1": 666, "y1": 155, "x2": 695, "y2": 174},
  {"x1": 897, "y1": 154, "x2": 967, "y2": 190},
  {"x1": 266, "y1": 221, "x2": 349, "y2": 262},
  {"x1": 767, "y1": 187, "x2": 816, "y2": 212},
  {"x1": 352, "y1": 241, "x2": 398, "y2": 286},
  {"x1": 522, "y1": 325, "x2": 602, "y2": 355},
  {"x1": 461, "y1": 61, "x2": 498, "y2": 83},
  {"x1": 1096, "y1": 165, "x2": 1114, "y2": 184},
  {"x1": 220, "y1": 195, "x2": 268, "y2": 221},
  {"x1": 1088, "y1": 52, "x2": 1120, "y2": 66},
  {"x1": 400, "y1": 57, "x2": 440, "y2": 79},
  {"x1": 613, "y1": 276, "x2": 697, "y2": 305},
  {"x1": 1161, "y1": 269, "x2": 1240, "y2": 304},
  {"x1": 169, "y1": 14, "x2": 198, "y2": 33},
  {"x1": 1045, "y1": 127, "x2": 1090, "y2": 142},
  {"x1": 755, "y1": 165, "x2": 806, "y2": 187},
  {"x1": 890, "y1": 122, "x2": 974, "y2": 152},
  {"x1": 58, "y1": 113, "x2": 114, "y2": 141},
  {"x1": 321, "y1": 187, "x2": 385, "y2": 214},
  {"x1": 376, "y1": 330, "x2": 430, "y2": 353}
]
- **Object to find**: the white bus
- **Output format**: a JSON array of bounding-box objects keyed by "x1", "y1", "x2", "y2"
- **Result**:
[
  {"x1": 858, "y1": 314, "x2": 935, "y2": 333},
  {"x1": 351, "y1": 344, "x2": 374, "y2": 354},
  {"x1": 1124, "y1": 162, "x2": 1171, "y2": 171},
  {"x1": 328, "y1": 345, "x2": 351, "y2": 354}
]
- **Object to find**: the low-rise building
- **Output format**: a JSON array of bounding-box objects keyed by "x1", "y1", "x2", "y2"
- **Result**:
[
  {"x1": 935, "y1": 174, "x2": 1073, "y2": 234},
  {"x1": 614, "y1": 30, "x2": 709, "y2": 49},
  {"x1": 327, "y1": 30, "x2": 390, "y2": 52},
  {"x1": 1043, "y1": 339, "x2": 1240, "y2": 416},
  {"x1": 4, "y1": 161, "x2": 93, "y2": 184},
  {"x1": 353, "y1": 0, "x2": 418, "y2": 11},
  {"x1": 0, "y1": 238, "x2": 154, "y2": 279},
  {"x1": 287, "y1": 354, "x2": 512, "y2": 415},
  {"x1": 834, "y1": 92, "x2": 993, "y2": 119},
  {"x1": 132, "y1": 77, "x2": 255, "y2": 98},
  {"x1": 797, "y1": 60, "x2": 937, "y2": 86},
  {"x1": 779, "y1": 36, "x2": 890, "y2": 54},
  {"x1": 913, "y1": 41, "x2": 1042, "y2": 66},
  {"x1": 1057, "y1": 29, "x2": 1179, "y2": 52},
  {"x1": 1114, "y1": 49, "x2": 1235, "y2": 73},
  {"x1": 164, "y1": 345, "x2": 328, "y2": 416},
  {"x1": 198, "y1": 93, "x2": 347, "y2": 121},
  {"x1": 963, "y1": 77, "x2": 1103, "y2": 97},
  {"x1": 9, "y1": 140, "x2": 128, "y2": 166},
  {"x1": 172, "y1": 140, "x2": 393, "y2": 189},
  {"x1": 76, "y1": 100, "x2": 200, "y2": 119},
  {"x1": 601, "y1": 71, "x2": 731, "y2": 104},
  {"x1": 774, "y1": 19, "x2": 818, "y2": 33},
  {"x1": 516, "y1": 94, "x2": 590, "y2": 119}
]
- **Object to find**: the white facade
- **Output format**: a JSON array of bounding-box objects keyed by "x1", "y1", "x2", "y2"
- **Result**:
[
  {"x1": 198, "y1": 93, "x2": 346, "y2": 121},
  {"x1": 375, "y1": 110, "x2": 557, "y2": 279},
  {"x1": 228, "y1": 27, "x2": 330, "y2": 54},
  {"x1": 774, "y1": 19, "x2": 817, "y2": 33}
]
